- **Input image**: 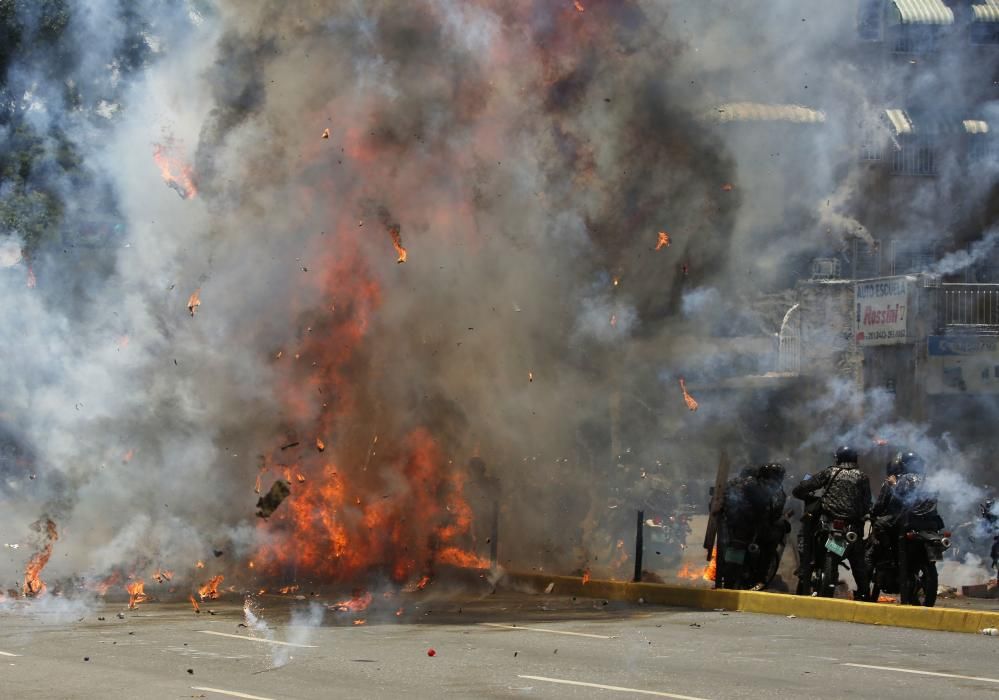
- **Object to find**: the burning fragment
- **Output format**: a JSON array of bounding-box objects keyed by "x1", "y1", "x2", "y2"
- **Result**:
[
  {"x1": 198, "y1": 575, "x2": 224, "y2": 601},
  {"x1": 152, "y1": 569, "x2": 173, "y2": 584},
  {"x1": 353, "y1": 619, "x2": 367, "y2": 626},
  {"x1": 316, "y1": 437, "x2": 326, "y2": 452},
  {"x1": 528, "y1": 371, "x2": 534, "y2": 383},
  {"x1": 721, "y1": 183, "x2": 734, "y2": 192},
  {"x1": 256, "y1": 480, "x2": 291, "y2": 518},
  {"x1": 573, "y1": 0, "x2": 585, "y2": 11},
  {"x1": 189, "y1": 595, "x2": 200, "y2": 613},
  {"x1": 23, "y1": 518, "x2": 58, "y2": 597},
  {"x1": 187, "y1": 288, "x2": 201, "y2": 317},
  {"x1": 581, "y1": 569, "x2": 591, "y2": 585},
  {"x1": 679, "y1": 378, "x2": 699, "y2": 412},
  {"x1": 152, "y1": 141, "x2": 197, "y2": 199},
  {"x1": 388, "y1": 225, "x2": 407, "y2": 264},
  {"x1": 656, "y1": 231, "x2": 671, "y2": 250},
  {"x1": 195, "y1": 560, "x2": 205, "y2": 569},
  {"x1": 127, "y1": 580, "x2": 147, "y2": 609},
  {"x1": 321, "y1": 128, "x2": 330, "y2": 140},
  {"x1": 331, "y1": 590, "x2": 373, "y2": 612}
]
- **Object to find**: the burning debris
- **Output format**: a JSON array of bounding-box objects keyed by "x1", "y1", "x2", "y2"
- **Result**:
[
  {"x1": 330, "y1": 590, "x2": 373, "y2": 613},
  {"x1": 23, "y1": 518, "x2": 57, "y2": 597},
  {"x1": 187, "y1": 288, "x2": 201, "y2": 317},
  {"x1": 388, "y1": 225, "x2": 407, "y2": 264},
  {"x1": 127, "y1": 580, "x2": 147, "y2": 609},
  {"x1": 316, "y1": 437, "x2": 326, "y2": 452},
  {"x1": 256, "y1": 480, "x2": 291, "y2": 518},
  {"x1": 573, "y1": 0, "x2": 585, "y2": 11},
  {"x1": 189, "y1": 595, "x2": 200, "y2": 613},
  {"x1": 198, "y1": 574, "x2": 224, "y2": 601},
  {"x1": 322, "y1": 128, "x2": 330, "y2": 140},
  {"x1": 152, "y1": 141, "x2": 197, "y2": 199},
  {"x1": 679, "y1": 378, "x2": 699, "y2": 412},
  {"x1": 152, "y1": 569, "x2": 173, "y2": 584},
  {"x1": 656, "y1": 231, "x2": 671, "y2": 250}
]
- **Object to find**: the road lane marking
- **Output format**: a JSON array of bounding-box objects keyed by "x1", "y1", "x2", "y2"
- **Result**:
[
  {"x1": 197, "y1": 631, "x2": 317, "y2": 648},
  {"x1": 192, "y1": 687, "x2": 277, "y2": 700},
  {"x1": 0, "y1": 651, "x2": 20, "y2": 657},
  {"x1": 480, "y1": 623, "x2": 614, "y2": 639},
  {"x1": 518, "y1": 675, "x2": 710, "y2": 699},
  {"x1": 844, "y1": 663, "x2": 999, "y2": 685}
]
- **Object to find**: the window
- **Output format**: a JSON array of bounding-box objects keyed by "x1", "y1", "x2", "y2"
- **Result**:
[{"x1": 890, "y1": 136, "x2": 936, "y2": 175}]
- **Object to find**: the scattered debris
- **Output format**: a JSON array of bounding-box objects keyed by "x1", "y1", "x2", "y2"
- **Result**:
[
  {"x1": 321, "y1": 128, "x2": 330, "y2": 140},
  {"x1": 279, "y1": 441, "x2": 300, "y2": 451},
  {"x1": 189, "y1": 595, "x2": 200, "y2": 613},
  {"x1": 689, "y1": 623, "x2": 701, "y2": 628},
  {"x1": 427, "y1": 648, "x2": 436, "y2": 657},
  {"x1": 213, "y1": 550, "x2": 224, "y2": 558},
  {"x1": 544, "y1": 582, "x2": 555, "y2": 594},
  {"x1": 983, "y1": 628, "x2": 998, "y2": 636},
  {"x1": 117, "y1": 612, "x2": 126, "y2": 619},
  {"x1": 256, "y1": 480, "x2": 291, "y2": 518},
  {"x1": 786, "y1": 615, "x2": 797, "y2": 619},
  {"x1": 316, "y1": 437, "x2": 325, "y2": 452},
  {"x1": 582, "y1": 569, "x2": 591, "y2": 585},
  {"x1": 187, "y1": 668, "x2": 194, "y2": 675},
  {"x1": 656, "y1": 231, "x2": 671, "y2": 250},
  {"x1": 187, "y1": 289, "x2": 201, "y2": 317}
]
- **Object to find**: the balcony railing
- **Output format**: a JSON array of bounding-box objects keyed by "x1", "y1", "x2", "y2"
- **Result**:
[{"x1": 941, "y1": 284, "x2": 999, "y2": 332}]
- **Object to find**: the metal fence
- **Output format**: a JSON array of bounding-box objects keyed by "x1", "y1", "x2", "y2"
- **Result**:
[{"x1": 941, "y1": 284, "x2": 999, "y2": 330}]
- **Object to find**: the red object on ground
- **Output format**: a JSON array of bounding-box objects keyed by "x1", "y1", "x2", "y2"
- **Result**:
[{"x1": 427, "y1": 648, "x2": 436, "y2": 657}]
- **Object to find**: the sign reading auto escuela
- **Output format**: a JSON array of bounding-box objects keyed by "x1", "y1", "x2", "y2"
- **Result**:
[{"x1": 855, "y1": 277, "x2": 910, "y2": 346}]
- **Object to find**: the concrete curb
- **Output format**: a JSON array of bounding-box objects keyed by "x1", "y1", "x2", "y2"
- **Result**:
[{"x1": 503, "y1": 572, "x2": 999, "y2": 635}]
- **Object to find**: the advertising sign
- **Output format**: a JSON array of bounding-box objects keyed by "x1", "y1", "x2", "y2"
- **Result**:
[
  {"x1": 855, "y1": 277, "x2": 910, "y2": 346},
  {"x1": 927, "y1": 335, "x2": 999, "y2": 394}
]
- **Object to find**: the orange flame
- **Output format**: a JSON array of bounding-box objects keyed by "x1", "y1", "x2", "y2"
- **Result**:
[
  {"x1": 187, "y1": 288, "x2": 201, "y2": 317},
  {"x1": 721, "y1": 183, "x2": 734, "y2": 192},
  {"x1": 198, "y1": 574, "x2": 224, "y2": 600},
  {"x1": 435, "y1": 546, "x2": 490, "y2": 569},
  {"x1": 316, "y1": 437, "x2": 326, "y2": 452},
  {"x1": 189, "y1": 595, "x2": 201, "y2": 613},
  {"x1": 656, "y1": 231, "x2": 671, "y2": 250},
  {"x1": 195, "y1": 560, "x2": 205, "y2": 569},
  {"x1": 389, "y1": 225, "x2": 407, "y2": 263},
  {"x1": 23, "y1": 519, "x2": 57, "y2": 597},
  {"x1": 152, "y1": 142, "x2": 197, "y2": 199},
  {"x1": 679, "y1": 378, "x2": 699, "y2": 412},
  {"x1": 704, "y1": 546, "x2": 717, "y2": 582},
  {"x1": 573, "y1": 0, "x2": 585, "y2": 11},
  {"x1": 127, "y1": 580, "x2": 147, "y2": 609},
  {"x1": 278, "y1": 584, "x2": 299, "y2": 594},
  {"x1": 582, "y1": 568, "x2": 591, "y2": 585}
]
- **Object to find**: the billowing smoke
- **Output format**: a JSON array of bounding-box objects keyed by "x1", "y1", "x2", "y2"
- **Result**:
[{"x1": 0, "y1": 0, "x2": 996, "y2": 597}]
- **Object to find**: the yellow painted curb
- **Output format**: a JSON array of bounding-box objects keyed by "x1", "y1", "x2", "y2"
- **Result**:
[{"x1": 503, "y1": 572, "x2": 999, "y2": 635}]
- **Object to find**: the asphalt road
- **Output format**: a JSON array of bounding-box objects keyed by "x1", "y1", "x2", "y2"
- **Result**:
[{"x1": 1, "y1": 590, "x2": 998, "y2": 700}]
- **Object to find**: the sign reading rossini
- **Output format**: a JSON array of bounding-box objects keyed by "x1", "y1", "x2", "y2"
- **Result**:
[{"x1": 855, "y1": 277, "x2": 910, "y2": 346}]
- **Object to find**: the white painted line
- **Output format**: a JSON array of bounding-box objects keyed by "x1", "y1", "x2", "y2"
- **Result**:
[
  {"x1": 480, "y1": 622, "x2": 614, "y2": 639},
  {"x1": 844, "y1": 663, "x2": 999, "y2": 685},
  {"x1": 192, "y1": 687, "x2": 277, "y2": 700},
  {"x1": 518, "y1": 675, "x2": 711, "y2": 700},
  {"x1": 0, "y1": 651, "x2": 20, "y2": 657},
  {"x1": 197, "y1": 631, "x2": 317, "y2": 648}
]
